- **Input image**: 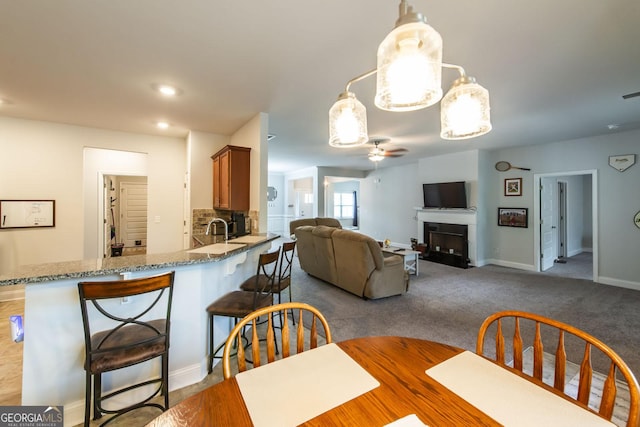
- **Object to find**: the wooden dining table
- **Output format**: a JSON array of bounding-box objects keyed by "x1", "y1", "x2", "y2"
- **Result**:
[{"x1": 146, "y1": 336, "x2": 611, "y2": 426}]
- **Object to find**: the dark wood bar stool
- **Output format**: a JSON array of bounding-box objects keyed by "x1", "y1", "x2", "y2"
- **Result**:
[
  {"x1": 78, "y1": 271, "x2": 175, "y2": 427},
  {"x1": 206, "y1": 248, "x2": 280, "y2": 374},
  {"x1": 241, "y1": 240, "x2": 296, "y2": 323}
]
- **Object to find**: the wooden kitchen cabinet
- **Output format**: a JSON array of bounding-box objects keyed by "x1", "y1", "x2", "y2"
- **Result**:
[{"x1": 212, "y1": 145, "x2": 251, "y2": 210}]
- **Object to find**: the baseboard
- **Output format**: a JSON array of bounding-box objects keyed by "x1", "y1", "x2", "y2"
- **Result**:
[
  {"x1": 567, "y1": 248, "x2": 582, "y2": 257},
  {"x1": 169, "y1": 361, "x2": 205, "y2": 391},
  {"x1": 0, "y1": 285, "x2": 25, "y2": 302},
  {"x1": 597, "y1": 276, "x2": 640, "y2": 292},
  {"x1": 485, "y1": 259, "x2": 536, "y2": 271}
]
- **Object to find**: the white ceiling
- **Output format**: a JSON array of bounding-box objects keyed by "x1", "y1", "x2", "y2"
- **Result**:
[{"x1": 1, "y1": 1, "x2": 639, "y2": 173}]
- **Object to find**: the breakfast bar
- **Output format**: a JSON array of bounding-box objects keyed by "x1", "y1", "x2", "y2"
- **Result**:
[{"x1": 0, "y1": 233, "x2": 279, "y2": 427}]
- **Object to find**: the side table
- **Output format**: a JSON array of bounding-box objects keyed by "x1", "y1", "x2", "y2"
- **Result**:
[{"x1": 382, "y1": 247, "x2": 421, "y2": 276}]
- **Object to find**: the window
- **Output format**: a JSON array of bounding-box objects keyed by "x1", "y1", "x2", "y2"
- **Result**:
[{"x1": 334, "y1": 192, "x2": 354, "y2": 219}]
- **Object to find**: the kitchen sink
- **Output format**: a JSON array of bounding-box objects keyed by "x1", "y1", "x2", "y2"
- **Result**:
[{"x1": 186, "y1": 242, "x2": 246, "y2": 254}]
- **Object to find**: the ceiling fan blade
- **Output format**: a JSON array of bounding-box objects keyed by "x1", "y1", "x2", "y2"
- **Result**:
[
  {"x1": 386, "y1": 148, "x2": 408, "y2": 153},
  {"x1": 386, "y1": 154, "x2": 405, "y2": 158}
]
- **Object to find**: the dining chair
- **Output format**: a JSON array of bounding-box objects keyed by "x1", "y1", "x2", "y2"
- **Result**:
[
  {"x1": 222, "y1": 302, "x2": 332, "y2": 379},
  {"x1": 78, "y1": 271, "x2": 175, "y2": 427},
  {"x1": 206, "y1": 248, "x2": 280, "y2": 374},
  {"x1": 476, "y1": 310, "x2": 640, "y2": 427},
  {"x1": 241, "y1": 240, "x2": 297, "y2": 323}
]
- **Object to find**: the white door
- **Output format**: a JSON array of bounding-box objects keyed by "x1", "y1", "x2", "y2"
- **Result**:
[
  {"x1": 540, "y1": 177, "x2": 557, "y2": 271},
  {"x1": 120, "y1": 182, "x2": 148, "y2": 247}
]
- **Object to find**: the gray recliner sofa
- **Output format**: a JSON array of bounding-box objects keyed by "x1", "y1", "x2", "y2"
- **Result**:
[
  {"x1": 289, "y1": 217, "x2": 342, "y2": 238},
  {"x1": 294, "y1": 225, "x2": 408, "y2": 299}
]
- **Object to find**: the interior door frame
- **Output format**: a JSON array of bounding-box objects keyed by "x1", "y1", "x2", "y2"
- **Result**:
[
  {"x1": 557, "y1": 180, "x2": 568, "y2": 259},
  {"x1": 533, "y1": 169, "x2": 598, "y2": 280},
  {"x1": 97, "y1": 172, "x2": 146, "y2": 258}
]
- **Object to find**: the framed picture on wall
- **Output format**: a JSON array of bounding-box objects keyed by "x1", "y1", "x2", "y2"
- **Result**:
[
  {"x1": 0, "y1": 200, "x2": 55, "y2": 229},
  {"x1": 504, "y1": 178, "x2": 522, "y2": 196},
  {"x1": 498, "y1": 207, "x2": 528, "y2": 228}
]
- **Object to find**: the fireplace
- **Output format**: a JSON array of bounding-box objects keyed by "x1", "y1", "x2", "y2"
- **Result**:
[{"x1": 423, "y1": 222, "x2": 469, "y2": 268}]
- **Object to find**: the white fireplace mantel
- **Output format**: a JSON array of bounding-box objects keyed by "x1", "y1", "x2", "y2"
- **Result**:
[{"x1": 415, "y1": 208, "x2": 477, "y2": 266}]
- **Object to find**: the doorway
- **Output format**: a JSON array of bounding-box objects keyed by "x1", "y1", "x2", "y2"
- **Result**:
[
  {"x1": 534, "y1": 170, "x2": 597, "y2": 281},
  {"x1": 104, "y1": 175, "x2": 148, "y2": 257}
]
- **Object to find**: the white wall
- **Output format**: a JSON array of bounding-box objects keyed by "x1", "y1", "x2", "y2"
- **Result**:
[
  {"x1": 187, "y1": 131, "x2": 230, "y2": 209},
  {"x1": 0, "y1": 117, "x2": 186, "y2": 273},
  {"x1": 488, "y1": 129, "x2": 639, "y2": 287},
  {"x1": 231, "y1": 112, "x2": 268, "y2": 232},
  {"x1": 359, "y1": 162, "x2": 421, "y2": 244}
]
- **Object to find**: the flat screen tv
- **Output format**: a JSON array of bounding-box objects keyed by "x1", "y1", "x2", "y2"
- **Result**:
[{"x1": 423, "y1": 181, "x2": 467, "y2": 209}]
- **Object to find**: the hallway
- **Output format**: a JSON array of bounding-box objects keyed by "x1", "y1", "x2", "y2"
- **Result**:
[{"x1": 542, "y1": 252, "x2": 593, "y2": 281}]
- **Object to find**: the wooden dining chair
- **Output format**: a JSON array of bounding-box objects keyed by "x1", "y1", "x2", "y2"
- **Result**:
[
  {"x1": 221, "y1": 302, "x2": 332, "y2": 379},
  {"x1": 206, "y1": 248, "x2": 280, "y2": 374},
  {"x1": 476, "y1": 310, "x2": 640, "y2": 427},
  {"x1": 78, "y1": 271, "x2": 175, "y2": 427}
]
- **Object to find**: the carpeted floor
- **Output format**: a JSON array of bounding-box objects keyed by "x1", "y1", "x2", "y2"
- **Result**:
[{"x1": 292, "y1": 254, "x2": 640, "y2": 377}]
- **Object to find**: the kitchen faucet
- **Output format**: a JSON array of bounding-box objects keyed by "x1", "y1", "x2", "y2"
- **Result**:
[{"x1": 205, "y1": 218, "x2": 228, "y2": 241}]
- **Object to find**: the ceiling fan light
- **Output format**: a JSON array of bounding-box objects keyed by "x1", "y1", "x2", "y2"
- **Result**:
[
  {"x1": 440, "y1": 76, "x2": 491, "y2": 140},
  {"x1": 369, "y1": 152, "x2": 385, "y2": 162},
  {"x1": 375, "y1": 20, "x2": 443, "y2": 111},
  {"x1": 329, "y1": 92, "x2": 369, "y2": 147}
]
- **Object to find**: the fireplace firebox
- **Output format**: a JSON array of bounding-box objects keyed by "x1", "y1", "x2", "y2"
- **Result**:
[{"x1": 423, "y1": 222, "x2": 469, "y2": 269}]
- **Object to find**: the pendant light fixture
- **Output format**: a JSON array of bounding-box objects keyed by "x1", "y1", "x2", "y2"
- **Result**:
[
  {"x1": 328, "y1": 0, "x2": 491, "y2": 148},
  {"x1": 328, "y1": 91, "x2": 368, "y2": 147},
  {"x1": 375, "y1": 1, "x2": 442, "y2": 111},
  {"x1": 440, "y1": 73, "x2": 492, "y2": 140}
]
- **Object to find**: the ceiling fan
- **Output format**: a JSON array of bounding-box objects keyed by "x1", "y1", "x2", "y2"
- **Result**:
[{"x1": 366, "y1": 138, "x2": 408, "y2": 162}]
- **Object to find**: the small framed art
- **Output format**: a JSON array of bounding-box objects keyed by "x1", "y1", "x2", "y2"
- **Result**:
[
  {"x1": 498, "y1": 207, "x2": 528, "y2": 228},
  {"x1": 504, "y1": 178, "x2": 522, "y2": 196}
]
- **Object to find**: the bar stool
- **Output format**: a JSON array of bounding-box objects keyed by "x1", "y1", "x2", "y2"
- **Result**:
[
  {"x1": 241, "y1": 241, "x2": 297, "y2": 323},
  {"x1": 206, "y1": 248, "x2": 280, "y2": 374},
  {"x1": 78, "y1": 271, "x2": 175, "y2": 427}
]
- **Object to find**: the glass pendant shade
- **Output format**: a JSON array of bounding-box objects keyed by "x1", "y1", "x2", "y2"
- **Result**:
[
  {"x1": 329, "y1": 92, "x2": 368, "y2": 147},
  {"x1": 440, "y1": 76, "x2": 491, "y2": 140},
  {"x1": 375, "y1": 21, "x2": 443, "y2": 111}
]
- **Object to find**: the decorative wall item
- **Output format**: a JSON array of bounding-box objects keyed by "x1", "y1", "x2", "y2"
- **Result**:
[
  {"x1": 498, "y1": 207, "x2": 528, "y2": 228},
  {"x1": 0, "y1": 200, "x2": 55, "y2": 229},
  {"x1": 495, "y1": 161, "x2": 531, "y2": 172},
  {"x1": 266, "y1": 186, "x2": 278, "y2": 201},
  {"x1": 504, "y1": 178, "x2": 522, "y2": 196},
  {"x1": 608, "y1": 154, "x2": 636, "y2": 172}
]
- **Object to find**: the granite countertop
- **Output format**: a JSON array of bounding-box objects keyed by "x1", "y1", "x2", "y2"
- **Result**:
[{"x1": 0, "y1": 233, "x2": 279, "y2": 286}]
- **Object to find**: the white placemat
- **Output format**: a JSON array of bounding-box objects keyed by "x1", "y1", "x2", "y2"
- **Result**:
[
  {"x1": 236, "y1": 343, "x2": 380, "y2": 427},
  {"x1": 385, "y1": 414, "x2": 428, "y2": 426},
  {"x1": 425, "y1": 351, "x2": 614, "y2": 427}
]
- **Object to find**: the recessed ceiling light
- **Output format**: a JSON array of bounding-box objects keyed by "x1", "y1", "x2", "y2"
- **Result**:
[
  {"x1": 267, "y1": 134, "x2": 276, "y2": 141},
  {"x1": 152, "y1": 83, "x2": 181, "y2": 97},
  {"x1": 158, "y1": 86, "x2": 176, "y2": 96},
  {"x1": 607, "y1": 123, "x2": 620, "y2": 130},
  {"x1": 156, "y1": 121, "x2": 170, "y2": 129}
]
